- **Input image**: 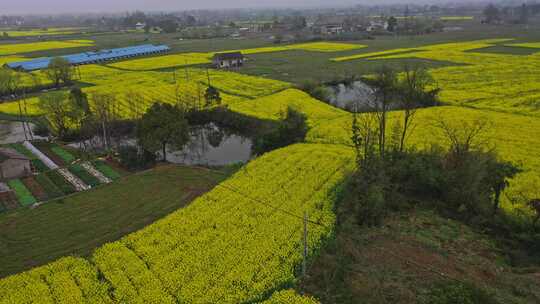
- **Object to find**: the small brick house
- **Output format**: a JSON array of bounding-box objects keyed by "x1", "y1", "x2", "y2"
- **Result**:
[{"x1": 0, "y1": 147, "x2": 31, "y2": 181}]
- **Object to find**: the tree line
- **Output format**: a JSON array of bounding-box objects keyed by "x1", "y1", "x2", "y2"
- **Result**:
[{"x1": 0, "y1": 57, "x2": 74, "y2": 99}]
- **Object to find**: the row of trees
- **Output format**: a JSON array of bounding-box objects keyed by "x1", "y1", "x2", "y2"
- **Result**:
[
  {"x1": 483, "y1": 3, "x2": 538, "y2": 24},
  {"x1": 37, "y1": 82, "x2": 223, "y2": 158},
  {"x1": 0, "y1": 57, "x2": 73, "y2": 98}
]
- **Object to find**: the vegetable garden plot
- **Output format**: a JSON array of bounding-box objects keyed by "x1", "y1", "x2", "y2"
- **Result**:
[
  {"x1": 32, "y1": 142, "x2": 66, "y2": 167},
  {"x1": 30, "y1": 159, "x2": 49, "y2": 173},
  {"x1": 51, "y1": 146, "x2": 76, "y2": 164},
  {"x1": 59, "y1": 168, "x2": 90, "y2": 191},
  {"x1": 92, "y1": 160, "x2": 121, "y2": 180},
  {"x1": 81, "y1": 162, "x2": 112, "y2": 184},
  {"x1": 35, "y1": 173, "x2": 64, "y2": 199},
  {"x1": 45, "y1": 170, "x2": 76, "y2": 195},
  {"x1": 7, "y1": 179, "x2": 37, "y2": 207},
  {"x1": 69, "y1": 164, "x2": 101, "y2": 187},
  {"x1": 21, "y1": 176, "x2": 48, "y2": 202}
]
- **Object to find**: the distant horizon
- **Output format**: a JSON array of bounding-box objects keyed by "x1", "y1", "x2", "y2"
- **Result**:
[{"x1": 3, "y1": 0, "x2": 485, "y2": 15}]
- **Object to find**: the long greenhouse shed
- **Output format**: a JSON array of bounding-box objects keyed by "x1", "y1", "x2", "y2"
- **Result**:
[{"x1": 4, "y1": 44, "x2": 170, "y2": 72}]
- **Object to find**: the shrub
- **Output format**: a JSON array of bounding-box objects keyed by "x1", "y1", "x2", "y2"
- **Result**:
[
  {"x1": 253, "y1": 107, "x2": 309, "y2": 155},
  {"x1": 118, "y1": 146, "x2": 156, "y2": 171},
  {"x1": 32, "y1": 122, "x2": 50, "y2": 137},
  {"x1": 424, "y1": 281, "x2": 497, "y2": 304},
  {"x1": 299, "y1": 81, "x2": 331, "y2": 103}
]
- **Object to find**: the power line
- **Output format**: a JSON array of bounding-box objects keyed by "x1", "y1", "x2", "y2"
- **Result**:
[{"x1": 192, "y1": 166, "x2": 469, "y2": 283}]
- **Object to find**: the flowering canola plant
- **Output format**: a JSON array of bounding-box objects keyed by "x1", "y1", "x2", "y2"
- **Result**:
[{"x1": 0, "y1": 144, "x2": 354, "y2": 303}]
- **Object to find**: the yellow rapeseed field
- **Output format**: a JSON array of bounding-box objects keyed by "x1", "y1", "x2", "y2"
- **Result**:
[
  {"x1": 0, "y1": 143, "x2": 354, "y2": 303},
  {"x1": 0, "y1": 39, "x2": 94, "y2": 56},
  {"x1": 1, "y1": 38, "x2": 539, "y2": 303},
  {"x1": 109, "y1": 42, "x2": 366, "y2": 71}
]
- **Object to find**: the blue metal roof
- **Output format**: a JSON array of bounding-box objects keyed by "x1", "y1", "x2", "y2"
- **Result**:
[{"x1": 4, "y1": 44, "x2": 170, "y2": 72}]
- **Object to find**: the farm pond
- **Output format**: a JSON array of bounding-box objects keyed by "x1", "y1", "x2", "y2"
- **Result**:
[
  {"x1": 70, "y1": 123, "x2": 254, "y2": 166},
  {"x1": 165, "y1": 123, "x2": 253, "y2": 166},
  {"x1": 325, "y1": 81, "x2": 376, "y2": 111}
]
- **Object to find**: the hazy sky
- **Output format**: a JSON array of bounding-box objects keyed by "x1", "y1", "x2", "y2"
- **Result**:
[{"x1": 4, "y1": 0, "x2": 372, "y2": 14}]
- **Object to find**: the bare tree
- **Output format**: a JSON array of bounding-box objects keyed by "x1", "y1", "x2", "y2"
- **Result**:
[
  {"x1": 396, "y1": 64, "x2": 439, "y2": 152},
  {"x1": 92, "y1": 92, "x2": 116, "y2": 151},
  {"x1": 366, "y1": 66, "x2": 398, "y2": 156},
  {"x1": 351, "y1": 111, "x2": 379, "y2": 165},
  {"x1": 432, "y1": 117, "x2": 491, "y2": 159}
]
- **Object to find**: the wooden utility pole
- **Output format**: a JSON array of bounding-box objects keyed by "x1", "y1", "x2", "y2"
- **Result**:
[
  {"x1": 23, "y1": 97, "x2": 33, "y2": 140},
  {"x1": 302, "y1": 211, "x2": 308, "y2": 277},
  {"x1": 17, "y1": 99, "x2": 29, "y2": 141},
  {"x1": 206, "y1": 68, "x2": 211, "y2": 87}
]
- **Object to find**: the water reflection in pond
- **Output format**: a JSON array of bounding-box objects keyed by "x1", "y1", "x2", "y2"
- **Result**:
[
  {"x1": 166, "y1": 123, "x2": 253, "y2": 166},
  {"x1": 68, "y1": 123, "x2": 253, "y2": 166},
  {"x1": 327, "y1": 81, "x2": 375, "y2": 111}
]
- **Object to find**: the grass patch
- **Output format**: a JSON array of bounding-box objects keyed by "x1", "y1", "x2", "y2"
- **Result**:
[{"x1": 0, "y1": 164, "x2": 232, "y2": 278}]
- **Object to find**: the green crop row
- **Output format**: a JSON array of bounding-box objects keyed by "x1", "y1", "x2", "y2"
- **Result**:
[
  {"x1": 51, "y1": 146, "x2": 76, "y2": 164},
  {"x1": 7, "y1": 179, "x2": 37, "y2": 206},
  {"x1": 35, "y1": 173, "x2": 64, "y2": 199},
  {"x1": 69, "y1": 164, "x2": 101, "y2": 187},
  {"x1": 93, "y1": 160, "x2": 121, "y2": 180},
  {"x1": 45, "y1": 170, "x2": 76, "y2": 195}
]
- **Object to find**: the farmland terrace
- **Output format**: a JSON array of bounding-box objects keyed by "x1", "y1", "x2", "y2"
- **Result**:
[{"x1": 1, "y1": 24, "x2": 540, "y2": 303}]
